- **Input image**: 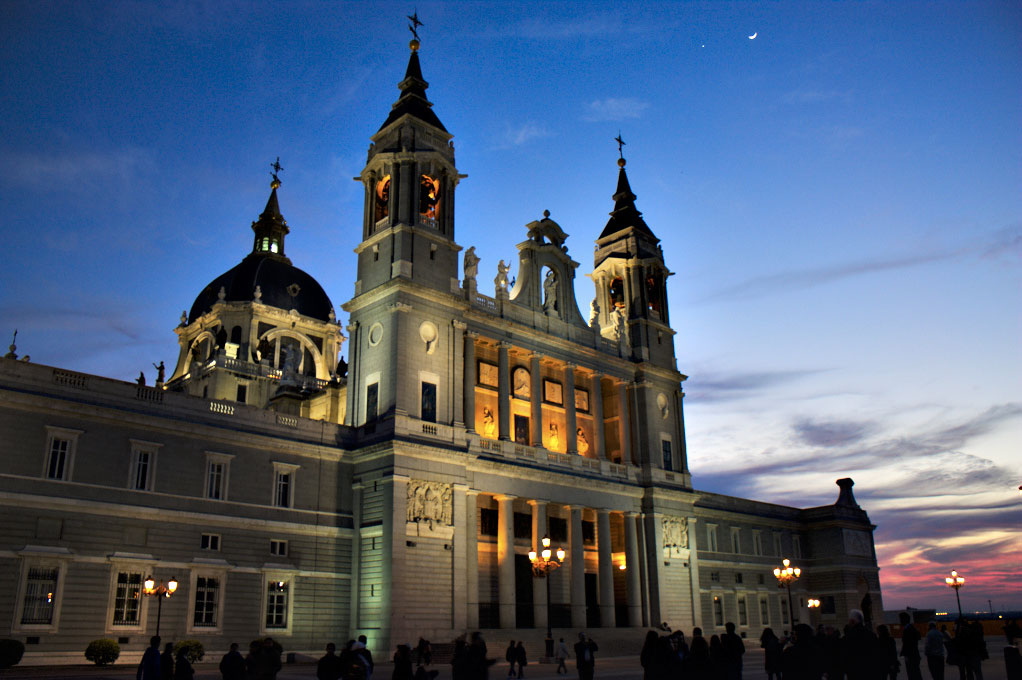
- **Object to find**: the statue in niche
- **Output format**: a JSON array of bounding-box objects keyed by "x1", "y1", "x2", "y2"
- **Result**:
[
  {"x1": 548, "y1": 422, "x2": 560, "y2": 450},
  {"x1": 463, "y1": 246, "x2": 479, "y2": 281},
  {"x1": 662, "y1": 516, "x2": 689, "y2": 552},
  {"x1": 406, "y1": 479, "x2": 454, "y2": 526},
  {"x1": 255, "y1": 336, "x2": 272, "y2": 364},
  {"x1": 494, "y1": 260, "x2": 510, "y2": 293},
  {"x1": 482, "y1": 406, "x2": 496, "y2": 438},
  {"x1": 542, "y1": 270, "x2": 558, "y2": 313},
  {"x1": 612, "y1": 307, "x2": 627, "y2": 342},
  {"x1": 281, "y1": 347, "x2": 300, "y2": 385},
  {"x1": 577, "y1": 427, "x2": 589, "y2": 455}
]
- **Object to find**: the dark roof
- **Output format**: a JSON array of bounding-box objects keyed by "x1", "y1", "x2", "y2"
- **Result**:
[
  {"x1": 377, "y1": 49, "x2": 447, "y2": 133},
  {"x1": 188, "y1": 254, "x2": 334, "y2": 324},
  {"x1": 599, "y1": 165, "x2": 658, "y2": 242}
]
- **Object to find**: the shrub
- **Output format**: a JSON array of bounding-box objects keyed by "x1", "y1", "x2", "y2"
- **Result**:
[
  {"x1": 84, "y1": 638, "x2": 120, "y2": 666},
  {"x1": 0, "y1": 639, "x2": 25, "y2": 669},
  {"x1": 173, "y1": 639, "x2": 205, "y2": 663}
]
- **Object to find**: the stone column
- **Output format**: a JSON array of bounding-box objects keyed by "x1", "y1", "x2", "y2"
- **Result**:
[
  {"x1": 529, "y1": 500, "x2": 548, "y2": 630},
  {"x1": 496, "y1": 494, "x2": 517, "y2": 628},
  {"x1": 452, "y1": 321, "x2": 466, "y2": 428},
  {"x1": 591, "y1": 373, "x2": 605, "y2": 459},
  {"x1": 565, "y1": 363, "x2": 578, "y2": 454},
  {"x1": 569, "y1": 506, "x2": 586, "y2": 627},
  {"x1": 380, "y1": 475, "x2": 408, "y2": 651},
  {"x1": 597, "y1": 509, "x2": 615, "y2": 628},
  {"x1": 530, "y1": 353, "x2": 543, "y2": 447},
  {"x1": 349, "y1": 482, "x2": 363, "y2": 632},
  {"x1": 686, "y1": 517, "x2": 703, "y2": 630},
  {"x1": 623, "y1": 512, "x2": 642, "y2": 627},
  {"x1": 465, "y1": 491, "x2": 480, "y2": 629},
  {"x1": 452, "y1": 483, "x2": 469, "y2": 631},
  {"x1": 344, "y1": 322, "x2": 359, "y2": 426},
  {"x1": 643, "y1": 511, "x2": 665, "y2": 628},
  {"x1": 498, "y1": 342, "x2": 511, "y2": 441},
  {"x1": 463, "y1": 332, "x2": 477, "y2": 432},
  {"x1": 618, "y1": 381, "x2": 632, "y2": 465}
]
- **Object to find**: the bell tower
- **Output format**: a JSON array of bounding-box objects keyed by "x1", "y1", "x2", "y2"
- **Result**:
[
  {"x1": 591, "y1": 150, "x2": 675, "y2": 369},
  {"x1": 353, "y1": 32, "x2": 462, "y2": 298}
]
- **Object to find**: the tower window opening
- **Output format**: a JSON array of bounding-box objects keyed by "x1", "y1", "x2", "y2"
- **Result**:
[
  {"x1": 260, "y1": 237, "x2": 270, "y2": 252},
  {"x1": 609, "y1": 277, "x2": 625, "y2": 310},
  {"x1": 374, "y1": 175, "x2": 391, "y2": 223},
  {"x1": 270, "y1": 240, "x2": 278, "y2": 254},
  {"x1": 647, "y1": 275, "x2": 661, "y2": 317},
  {"x1": 419, "y1": 174, "x2": 440, "y2": 223}
]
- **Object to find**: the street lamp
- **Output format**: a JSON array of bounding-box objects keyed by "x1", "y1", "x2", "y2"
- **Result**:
[
  {"x1": 945, "y1": 569, "x2": 965, "y2": 618},
  {"x1": 529, "y1": 535, "x2": 566, "y2": 659},
  {"x1": 773, "y1": 558, "x2": 801, "y2": 629},
  {"x1": 807, "y1": 598, "x2": 820, "y2": 609},
  {"x1": 143, "y1": 576, "x2": 178, "y2": 636}
]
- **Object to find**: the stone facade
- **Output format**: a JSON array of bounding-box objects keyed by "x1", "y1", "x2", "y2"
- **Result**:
[{"x1": 0, "y1": 37, "x2": 883, "y2": 664}]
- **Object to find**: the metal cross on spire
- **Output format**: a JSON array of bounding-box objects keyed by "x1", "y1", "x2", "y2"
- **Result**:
[
  {"x1": 407, "y1": 10, "x2": 423, "y2": 41},
  {"x1": 615, "y1": 133, "x2": 626, "y2": 159},
  {"x1": 270, "y1": 157, "x2": 284, "y2": 188}
]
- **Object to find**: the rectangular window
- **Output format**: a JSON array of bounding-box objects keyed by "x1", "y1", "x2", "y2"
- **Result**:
[
  {"x1": 47, "y1": 439, "x2": 70, "y2": 480},
  {"x1": 513, "y1": 512, "x2": 532, "y2": 540},
  {"x1": 366, "y1": 383, "x2": 379, "y2": 422},
  {"x1": 793, "y1": 535, "x2": 802, "y2": 559},
  {"x1": 270, "y1": 540, "x2": 288, "y2": 557},
  {"x1": 205, "y1": 452, "x2": 233, "y2": 501},
  {"x1": 758, "y1": 573, "x2": 765, "y2": 585},
  {"x1": 710, "y1": 572, "x2": 720, "y2": 583},
  {"x1": 112, "y1": 572, "x2": 142, "y2": 625},
  {"x1": 822, "y1": 595, "x2": 836, "y2": 614},
  {"x1": 513, "y1": 415, "x2": 530, "y2": 445},
  {"x1": 713, "y1": 595, "x2": 724, "y2": 626},
  {"x1": 21, "y1": 567, "x2": 59, "y2": 625},
  {"x1": 760, "y1": 596, "x2": 770, "y2": 625},
  {"x1": 753, "y1": 531, "x2": 763, "y2": 556},
  {"x1": 773, "y1": 533, "x2": 782, "y2": 557},
  {"x1": 731, "y1": 528, "x2": 741, "y2": 553},
  {"x1": 200, "y1": 534, "x2": 220, "y2": 551},
  {"x1": 549, "y1": 516, "x2": 568, "y2": 543},
  {"x1": 738, "y1": 595, "x2": 748, "y2": 626},
  {"x1": 479, "y1": 508, "x2": 498, "y2": 537},
  {"x1": 661, "y1": 439, "x2": 673, "y2": 471},
  {"x1": 236, "y1": 384, "x2": 247, "y2": 403},
  {"x1": 581, "y1": 520, "x2": 596, "y2": 544},
  {"x1": 420, "y1": 382, "x2": 437, "y2": 423},
  {"x1": 707, "y1": 525, "x2": 718, "y2": 552},
  {"x1": 275, "y1": 472, "x2": 291, "y2": 508},
  {"x1": 193, "y1": 576, "x2": 219, "y2": 628},
  {"x1": 735, "y1": 572, "x2": 743, "y2": 584},
  {"x1": 265, "y1": 580, "x2": 289, "y2": 629},
  {"x1": 132, "y1": 450, "x2": 151, "y2": 490}
]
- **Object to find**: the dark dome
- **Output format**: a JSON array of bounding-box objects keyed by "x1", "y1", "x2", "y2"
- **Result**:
[{"x1": 188, "y1": 253, "x2": 334, "y2": 323}]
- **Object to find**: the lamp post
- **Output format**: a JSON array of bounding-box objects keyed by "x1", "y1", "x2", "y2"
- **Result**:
[
  {"x1": 143, "y1": 576, "x2": 178, "y2": 637},
  {"x1": 773, "y1": 558, "x2": 801, "y2": 629},
  {"x1": 945, "y1": 569, "x2": 965, "y2": 618},
  {"x1": 529, "y1": 535, "x2": 565, "y2": 660}
]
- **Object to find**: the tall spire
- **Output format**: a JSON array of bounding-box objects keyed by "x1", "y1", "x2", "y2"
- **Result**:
[
  {"x1": 599, "y1": 142, "x2": 656, "y2": 241},
  {"x1": 251, "y1": 159, "x2": 291, "y2": 261},
  {"x1": 377, "y1": 17, "x2": 447, "y2": 132}
]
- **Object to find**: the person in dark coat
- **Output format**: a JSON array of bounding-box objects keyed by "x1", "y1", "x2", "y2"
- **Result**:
[
  {"x1": 640, "y1": 631, "x2": 661, "y2": 680},
  {"x1": 160, "y1": 643, "x2": 175, "y2": 680},
  {"x1": 686, "y1": 628, "x2": 712, "y2": 679},
  {"x1": 174, "y1": 649, "x2": 194, "y2": 680},
  {"x1": 841, "y1": 609, "x2": 880, "y2": 680},
  {"x1": 415, "y1": 638, "x2": 433, "y2": 668},
  {"x1": 709, "y1": 636, "x2": 727, "y2": 680},
  {"x1": 514, "y1": 642, "x2": 526, "y2": 679},
  {"x1": 899, "y1": 613, "x2": 923, "y2": 680},
  {"x1": 877, "y1": 625, "x2": 900, "y2": 680},
  {"x1": 316, "y1": 643, "x2": 343, "y2": 680},
  {"x1": 468, "y1": 631, "x2": 495, "y2": 680},
  {"x1": 573, "y1": 632, "x2": 598, "y2": 680},
  {"x1": 249, "y1": 638, "x2": 282, "y2": 680},
  {"x1": 451, "y1": 638, "x2": 470, "y2": 680},
  {"x1": 393, "y1": 644, "x2": 414, "y2": 680},
  {"x1": 137, "y1": 635, "x2": 161, "y2": 680},
  {"x1": 781, "y1": 624, "x2": 824, "y2": 680},
  {"x1": 505, "y1": 641, "x2": 517, "y2": 678},
  {"x1": 721, "y1": 622, "x2": 745, "y2": 680},
  {"x1": 759, "y1": 628, "x2": 783, "y2": 680},
  {"x1": 219, "y1": 642, "x2": 246, "y2": 680}
]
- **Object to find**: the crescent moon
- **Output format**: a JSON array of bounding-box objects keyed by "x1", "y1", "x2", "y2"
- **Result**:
[{"x1": 748, "y1": 32, "x2": 757, "y2": 39}]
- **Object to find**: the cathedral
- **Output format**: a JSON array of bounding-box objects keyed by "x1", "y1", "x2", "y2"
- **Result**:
[{"x1": 0, "y1": 33, "x2": 883, "y2": 664}]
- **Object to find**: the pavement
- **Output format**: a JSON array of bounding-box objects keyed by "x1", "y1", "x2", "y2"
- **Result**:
[{"x1": 3, "y1": 647, "x2": 1018, "y2": 680}]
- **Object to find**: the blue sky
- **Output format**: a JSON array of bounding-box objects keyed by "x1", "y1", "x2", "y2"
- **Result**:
[{"x1": 2, "y1": 1, "x2": 1019, "y2": 611}]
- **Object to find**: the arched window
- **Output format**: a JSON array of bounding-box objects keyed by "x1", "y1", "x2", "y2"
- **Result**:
[
  {"x1": 646, "y1": 275, "x2": 662, "y2": 317},
  {"x1": 230, "y1": 326, "x2": 242, "y2": 344},
  {"x1": 419, "y1": 174, "x2": 440, "y2": 223},
  {"x1": 609, "y1": 277, "x2": 625, "y2": 310},
  {"x1": 374, "y1": 175, "x2": 391, "y2": 223}
]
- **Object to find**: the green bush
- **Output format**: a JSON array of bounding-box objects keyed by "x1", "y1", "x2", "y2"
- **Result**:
[
  {"x1": 173, "y1": 639, "x2": 205, "y2": 663},
  {"x1": 0, "y1": 639, "x2": 25, "y2": 669},
  {"x1": 84, "y1": 638, "x2": 120, "y2": 666}
]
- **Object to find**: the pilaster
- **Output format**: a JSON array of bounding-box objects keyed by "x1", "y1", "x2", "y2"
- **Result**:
[
  {"x1": 597, "y1": 509, "x2": 615, "y2": 627},
  {"x1": 569, "y1": 506, "x2": 586, "y2": 628},
  {"x1": 496, "y1": 494, "x2": 517, "y2": 628}
]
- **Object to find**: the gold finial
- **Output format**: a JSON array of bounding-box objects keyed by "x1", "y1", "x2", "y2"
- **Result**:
[
  {"x1": 408, "y1": 9, "x2": 423, "y2": 48},
  {"x1": 270, "y1": 156, "x2": 284, "y2": 189}
]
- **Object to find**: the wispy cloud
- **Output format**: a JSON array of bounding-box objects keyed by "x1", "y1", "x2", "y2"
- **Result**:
[
  {"x1": 582, "y1": 98, "x2": 651, "y2": 123},
  {"x1": 793, "y1": 417, "x2": 874, "y2": 447},
  {"x1": 685, "y1": 369, "x2": 824, "y2": 403},
  {"x1": 0, "y1": 147, "x2": 156, "y2": 193},
  {"x1": 782, "y1": 88, "x2": 854, "y2": 105},
  {"x1": 491, "y1": 122, "x2": 552, "y2": 150}
]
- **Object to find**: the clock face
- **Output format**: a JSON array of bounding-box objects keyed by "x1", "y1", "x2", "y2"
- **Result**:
[{"x1": 512, "y1": 367, "x2": 530, "y2": 399}]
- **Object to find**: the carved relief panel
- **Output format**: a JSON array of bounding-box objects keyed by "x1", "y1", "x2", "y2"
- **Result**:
[
  {"x1": 406, "y1": 479, "x2": 454, "y2": 526},
  {"x1": 662, "y1": 515, "x2": 689, "y2": 557}
]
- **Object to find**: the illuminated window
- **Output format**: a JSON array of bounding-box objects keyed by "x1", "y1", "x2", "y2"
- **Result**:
[
  {"x1": 609, "y1": 277, "x2": 624, "y2": 310},
  {"x1": 264, "y1": 579, "x2": 289, "y2": 629},
  {"x1": 111, "y1": 571, "x2": 143, "y2": 626},
  {"x1": 419, "y1": 174, "x2": 440, "y2": 222},
  {"x1": 713, "y1": 595, "x2": 724, "y2": 626},
  {"x1": 21, "y1": 567, "x2": 59, "y2": 625},
  {"x1": 269, "y1": 240, "x2": 278, "y2": 254},
  {"x1": 374, "y1": 175, "x2": 391, "y2": 222},
  {"x1": 646, "y1": 275, "x2": 661, "y2": 316}
]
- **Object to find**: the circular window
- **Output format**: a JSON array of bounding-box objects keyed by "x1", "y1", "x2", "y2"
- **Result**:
[{"x1": 368, "y1": 322, "x2": 384, "y2": 347}]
